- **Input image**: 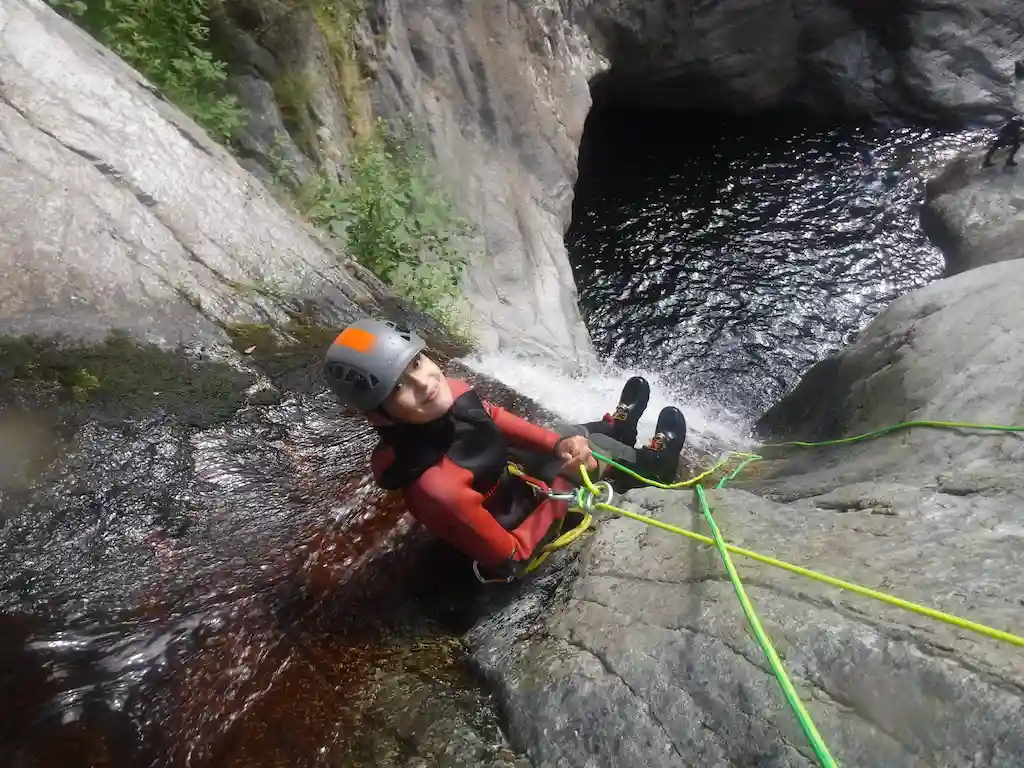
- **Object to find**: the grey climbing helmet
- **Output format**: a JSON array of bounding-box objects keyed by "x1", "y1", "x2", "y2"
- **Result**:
[{"x1": 324, "y1": 318, "x2": 426, "y2": 412}]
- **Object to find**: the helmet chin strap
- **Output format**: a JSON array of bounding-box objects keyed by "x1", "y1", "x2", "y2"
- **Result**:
[{"x1": 366, "y1": 405, "x2": 396, "y2": 425}]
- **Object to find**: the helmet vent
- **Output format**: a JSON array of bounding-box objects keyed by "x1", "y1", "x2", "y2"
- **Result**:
[{"x1": 341, "y1": 368, "x2": 372, "y2": 392}]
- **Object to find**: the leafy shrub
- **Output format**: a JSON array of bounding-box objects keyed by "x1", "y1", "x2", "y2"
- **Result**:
[
  {"x1": 48, "y1": 1, "x2": 474, "y2": 337},
  {"x1": 304, "y1": 121, "x2": 476, "y2": 325},
  {"x1": 46, "y1": 0, "x2": 246, "y2": 143}
]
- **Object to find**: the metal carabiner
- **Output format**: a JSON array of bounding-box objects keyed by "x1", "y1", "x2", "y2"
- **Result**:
[
  {"x1": 472, "y1": 560, "x2": 514, "y2": 584},
  {"x1": 546, "y1": 489, "x2": 580, "y2": 503},
  {"x1": 578, "y1": 480, "x2": 614, "y2": 511}
]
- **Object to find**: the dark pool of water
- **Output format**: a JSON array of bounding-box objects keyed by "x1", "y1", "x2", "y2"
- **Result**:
[{"x1": 567, "y1": 106, "x2": 975, "y2": 425}]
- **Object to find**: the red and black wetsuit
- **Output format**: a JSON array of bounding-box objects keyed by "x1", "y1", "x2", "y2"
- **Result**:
[{"x1": 370, "y1": 380, "x2": 575, "y2": 571}]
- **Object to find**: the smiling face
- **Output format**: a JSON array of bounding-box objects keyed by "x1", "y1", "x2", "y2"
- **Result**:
[{"x1": 381, "y1": 353, "x2": 454, "y2": 424}]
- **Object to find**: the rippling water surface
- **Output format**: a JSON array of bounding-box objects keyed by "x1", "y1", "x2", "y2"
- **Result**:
[
  {"x1": 567, "y1": 107, "x2": 977, "y2": 424},
  {"x1": 0, "y1": 349, "x2": 528, "y2": 768}
]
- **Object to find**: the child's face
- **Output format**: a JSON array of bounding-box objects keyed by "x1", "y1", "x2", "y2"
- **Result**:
[{"x1": 382, "y1": 353, "x2": 454, "y2": 423}]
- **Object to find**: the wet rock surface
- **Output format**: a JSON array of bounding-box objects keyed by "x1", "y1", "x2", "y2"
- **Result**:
[
  {"x1": 469, "y1": 258, "x2": 1024, "y2": 765},
  {"x1": 0, "y1": 339, "x2": 546, "y2": 767}
]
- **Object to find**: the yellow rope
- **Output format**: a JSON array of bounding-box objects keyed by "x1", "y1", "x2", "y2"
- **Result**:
[
  {"x1": 589, "y1": 450, "x2": 761, "y2": 489},
  {"x1": 512, "y1": 426, "x2": 1024, "y2": 648},
  {"x1": 523, "y1": 511, "x2": 593, "y2": 574},
  {"x1": 575, "y1": 468, "x2": 1024, "y2": 648},
  {"x1": 517, "y1": 418, "x2": 1024, "y2": 766}
]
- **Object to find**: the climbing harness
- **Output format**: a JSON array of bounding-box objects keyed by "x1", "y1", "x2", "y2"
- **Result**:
[
  {"x1": 500, "y1": 419, "x2": 1024, "y2": 767},
  {"x1": 471, "y1": 463, "x2": 600, "y2": 584}
]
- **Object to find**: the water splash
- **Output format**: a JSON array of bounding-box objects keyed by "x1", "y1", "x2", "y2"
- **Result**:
[{"x1": 461, "y1": 351, "x2": 751, "y2": 450}]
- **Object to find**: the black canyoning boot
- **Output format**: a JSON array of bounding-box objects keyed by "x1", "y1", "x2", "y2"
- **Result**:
[
  {"x1": 635, "y1": 406, "x2": 687, "y2": 484},
  {"x1": 605, "y1": 376, "x2": 650, "y2": 448}
]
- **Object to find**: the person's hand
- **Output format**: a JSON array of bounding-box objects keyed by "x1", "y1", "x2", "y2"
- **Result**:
[{"x1": 554, "y1": 435, "x2": 598, "y2": 478}]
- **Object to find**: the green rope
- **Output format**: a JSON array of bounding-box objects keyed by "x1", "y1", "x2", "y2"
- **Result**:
[
  {"x1": 579, "y1": 417, "x2": 1024, "y2": 766},
  {"x1": 584, "y1": 446, "x2": 834, "y2": 764},
  {"x1": 590, "y1": 449, "x2": 753, "y2": 489},
  {"x1": 695, "y1": 484, "x2": 837, "y2": 767},
  {"x1": 764, "y1": 419, "x2": 1024, "y2": 448},
  {"x1": 715, "y1": 455, "x2": 762, "y2": 488}
]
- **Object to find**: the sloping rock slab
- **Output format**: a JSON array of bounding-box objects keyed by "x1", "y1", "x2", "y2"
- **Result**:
[
  {"x1": 0, "y1": 0, "x2": 383, "y2": 347},
  {"x1": 469, "y1": 486, "x2": 1024, "y2": 767}
]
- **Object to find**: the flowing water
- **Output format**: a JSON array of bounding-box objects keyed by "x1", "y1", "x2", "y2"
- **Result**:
[
  {"x1": 0, "y1": 110, "x2": 978, "y2": 767},
  {"x1": 567, "y1": 106, "x2": 978, "y2": 426},
  {"x1": 0, "y1": 348, "x2": 530, "y2": 768},
  {"x1": 463, "y1": 352, "x2": 749, "y2": 452}
]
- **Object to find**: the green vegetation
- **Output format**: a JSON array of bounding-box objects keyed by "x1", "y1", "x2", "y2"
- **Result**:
[
  {"x1": 68, "y1": 369, "x2": 102, "y2": 403},
  {"x1": 46, "y1": 0, "x2": 246, "y2": 143},
  {"x1": 47, "y1": 0, "x2": 477, "y2": 339},
  {"x1": 307, "y1": 1, "x2": 476, "y2": 334},
  {"x1": 272, "y1": 69, "x2": 320, "y2": 157},
  {"x1": 313, "y1": 0, "x2": 373, "y2": 137},
  {"x1": 225, "y1": 320, "x2": 342, "y2": 388},
  {"x1": 0, "y1": 332, "x2": 260, "y2": 427},
  {"x1": 300, "y1": 121, "x2": 476, "y2": 329}
]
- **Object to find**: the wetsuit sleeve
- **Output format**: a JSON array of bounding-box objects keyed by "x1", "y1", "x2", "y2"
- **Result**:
[
  {"x1": 405, "y1": 461, "x2": 524, "y2": 569},
  {"x1": 483, "y1": 400, "x2": 561, "y2": 454}
]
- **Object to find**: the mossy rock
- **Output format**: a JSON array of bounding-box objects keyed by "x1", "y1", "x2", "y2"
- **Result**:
[{"x1": 0, "y1": 331, "x2": 262, "y2": 429}]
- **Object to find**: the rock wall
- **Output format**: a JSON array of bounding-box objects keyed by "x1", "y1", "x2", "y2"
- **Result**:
[
  {"x1": 580, "y1": 0, "x2": 1024, "y2": 120},
  {"x1": 920, "y1": 142, "x2": 1024, "y2": 275},
  {"x1": 218, "y1": 0, "x2": 604, "y2": 367},
  {"x1": 217, "y1": 0, "x2": 1024, "y2": 368},
  {"x1": 364, "y1": 0, "x2": 604, "y2": 365},
  {"x1": 449, "y1": 5, "x2": 1024, "y2": 753},
  {"x1": 0, "y1": 0, "x2": 412, "y2": 349}
]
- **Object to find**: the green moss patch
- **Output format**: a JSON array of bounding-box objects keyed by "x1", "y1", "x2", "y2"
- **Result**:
[{"x1": 0, "y1": 331, "x2": 259, "y2": 429}]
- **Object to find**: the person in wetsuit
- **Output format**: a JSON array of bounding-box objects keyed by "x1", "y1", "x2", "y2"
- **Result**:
[
  {"x1": 323, "y1": 318, "x2": 687, "y2": 580},
  {"x1": 982, "y1": 115, "x2": 1023, "y2": 168}
]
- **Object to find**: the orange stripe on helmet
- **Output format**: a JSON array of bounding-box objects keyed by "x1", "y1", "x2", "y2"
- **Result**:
[{"x1": 333, "y1": 326, "x2": 377, "y2": 353}]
